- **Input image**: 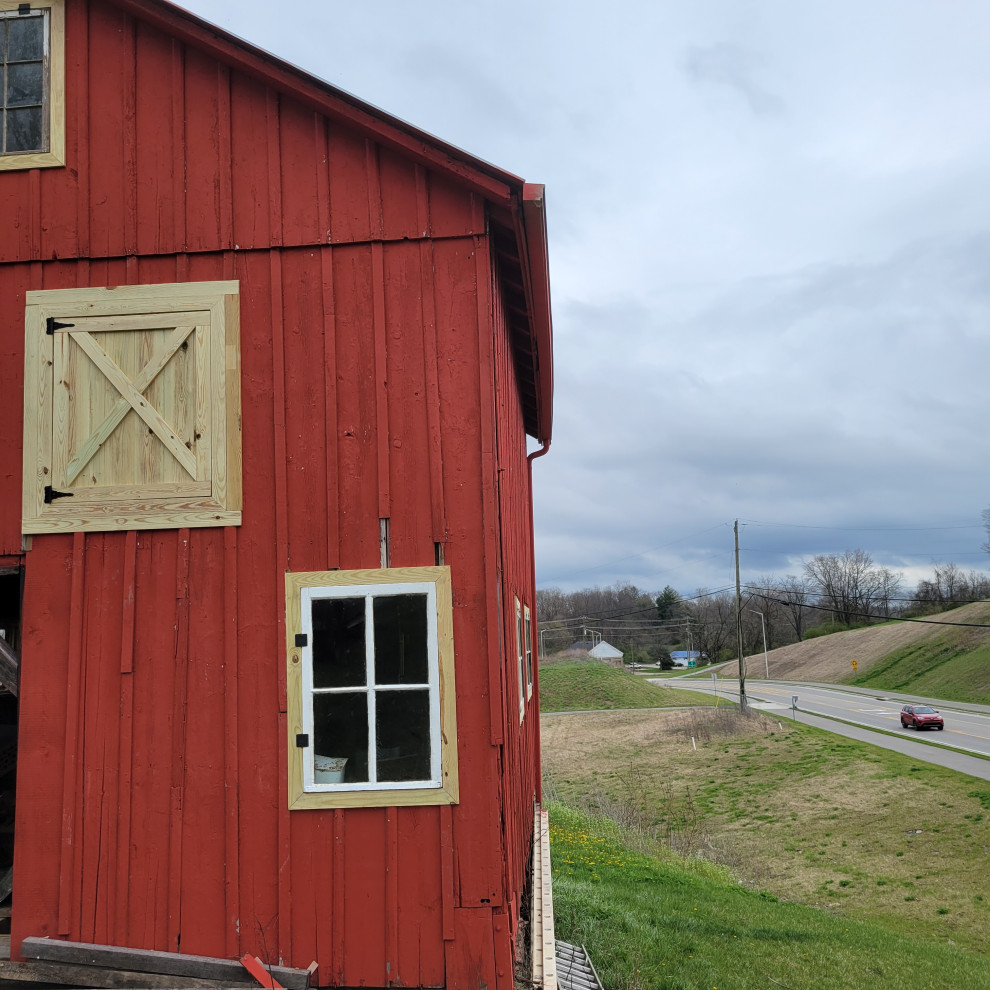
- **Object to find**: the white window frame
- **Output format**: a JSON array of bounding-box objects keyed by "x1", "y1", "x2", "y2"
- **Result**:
[
  {"x1": 285, "y1": 566, "x2": 459, "y2": 810},
  {"x1": 516, "y1": 596, "x2": 525, "y2": 721},
  {"x1": 0, "y1": 0, "x2": 65, "y2": 171},
  {"x1": 524, "y1": 604, "x2": 534, "y2": 700}
]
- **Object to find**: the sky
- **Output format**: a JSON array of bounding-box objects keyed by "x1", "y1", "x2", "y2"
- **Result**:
[{"x1": 180, "y1": 0, "x2": 990, "y2": 597}]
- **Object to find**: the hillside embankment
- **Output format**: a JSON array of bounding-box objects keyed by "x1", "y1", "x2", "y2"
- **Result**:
[{"x1": 734, "y1": 601, "x2": 990, "y2": 684}]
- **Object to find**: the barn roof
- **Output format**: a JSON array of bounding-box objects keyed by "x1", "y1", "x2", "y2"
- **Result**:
[{"x1": 107, "y1": 0, "x2": 553, "y2": 443}]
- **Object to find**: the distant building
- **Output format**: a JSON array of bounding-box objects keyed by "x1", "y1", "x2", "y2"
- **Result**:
[{"x1": 589, "y1": 641, "x2": 624, "y2": 666}]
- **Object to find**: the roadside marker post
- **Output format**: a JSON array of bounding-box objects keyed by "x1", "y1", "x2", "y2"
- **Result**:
[{"x1": 791, "y1": 695, "x2": 798, "y2": 719}]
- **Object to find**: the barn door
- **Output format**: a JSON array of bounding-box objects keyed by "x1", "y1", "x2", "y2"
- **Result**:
[{"x1": 22, "y1": 282, "x2": 241, "y2": 534}]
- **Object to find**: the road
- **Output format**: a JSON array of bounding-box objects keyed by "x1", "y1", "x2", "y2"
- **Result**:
[{"x1": 656, "y1": 676, "x2": 990, "y2": 781}]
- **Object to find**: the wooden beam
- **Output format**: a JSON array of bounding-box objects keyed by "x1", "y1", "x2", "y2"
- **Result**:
[
  {"x1": 0, "y1": 636, "x2": 18, "y2": 697},
  {"x1": 0, "y1": 958, "x2": 258, "y2": 988},
  {"x1": 19, "y1": 939, "x2": 312, "y2": 989}
]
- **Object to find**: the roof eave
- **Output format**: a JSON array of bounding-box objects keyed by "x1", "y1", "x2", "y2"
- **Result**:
[{"x1": 517, "y1": 184, "x2": 553, "y2": 445}]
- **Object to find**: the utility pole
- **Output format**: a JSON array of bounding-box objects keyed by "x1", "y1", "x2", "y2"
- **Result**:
[{"x1": 734, "y1": 519, "x2": 749, "y2": 712}]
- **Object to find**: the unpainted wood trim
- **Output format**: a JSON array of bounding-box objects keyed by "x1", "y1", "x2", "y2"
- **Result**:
[
  {"x1": 284, "y1": 566, "x2": 458, "y2": 810},
  {"x1": 0, "y1": 0, "x2": 65, "y2": 172},
  {"x1": 22, "y1": 281, "x2": 241, "y2": 533}
]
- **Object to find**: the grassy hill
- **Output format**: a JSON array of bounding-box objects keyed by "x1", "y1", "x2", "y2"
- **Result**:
[
  {"x1": 538, "y1": 659, "x2": 721, "y2": 712},
  {"x1": 734, "y1": 601, "x2": 990, "y2": 703},
  {"x1": 543, "y1": 705, "x2": 990, "y2": 987}
]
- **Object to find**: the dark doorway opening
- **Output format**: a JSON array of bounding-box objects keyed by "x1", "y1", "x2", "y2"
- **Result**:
[{"x1": 0, "y1": 566, "x2": 21, "y2": 942}]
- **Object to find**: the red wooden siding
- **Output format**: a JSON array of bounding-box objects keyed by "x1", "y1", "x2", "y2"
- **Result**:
[{"x1": 1, "y1": 3, "x2": 548, "y2": 987}]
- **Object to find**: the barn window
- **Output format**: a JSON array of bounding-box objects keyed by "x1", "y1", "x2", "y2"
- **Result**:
[
  {"x1": 524, "y1": 604, "x2": 533, "y2": 700},
  {"x1": 22, "y1": 280, "x2": 241, "y2": 533},
  {"x1": 515, "y1": 597, "x2": 525, "y2": 720},
  {"x1": 0, "y1": 0, "x2": 64, "y2": 170},
  {"x1": 285, "y1": 567, "x2": 459, "y2": 810}
]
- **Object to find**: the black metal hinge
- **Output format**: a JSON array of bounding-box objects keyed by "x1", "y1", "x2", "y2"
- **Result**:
[
  {"x1": 18, "y1": 4, "x2": 31, "y2": 15},
  {"x1": 43, "y1": 486, "x2": 73, "y2": 503},
  {"x1": 295, "y1": 734, "x2": 309, "y2": 749},
  {"x1": 294, "y1": 633, "x2": 308, "y2": 647},
  {"x1": 46, "y1": 317, "x2": 74, "y2": 335}
]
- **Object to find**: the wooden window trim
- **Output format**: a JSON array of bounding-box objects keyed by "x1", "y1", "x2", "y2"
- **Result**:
[
  {"x1": 285, "y1": 566, "x2": 459, "y2": 810},
  {"x1": 524, "y1": 604, "x2": 533, "y2": 700},
  {"x1": 516, "y1": 596, "x2": 525, "y2": 721},
  {"x1": 0, "y1": 0, "x2": 65, "y2": 171},
  {"x1": 22, "y1": 280, "x2": 241, "y2": 533}
]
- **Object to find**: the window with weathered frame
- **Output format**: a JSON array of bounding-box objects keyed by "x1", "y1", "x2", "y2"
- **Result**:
[
  {"x1": 524, "y1": 604, "x2": 533, "y2": 700},
  {"x1": 22, "y1": 281, "x2": 241, "y2": 533},
  {"x1": 0, "y1": 0, "x2": 64, "y2": 170},
  {"x1": 286, "y1": 567, "x2": 458, "y2": 810},
  {"x1": 516, "y1": 596, "x2": 525, "y2": 721}
]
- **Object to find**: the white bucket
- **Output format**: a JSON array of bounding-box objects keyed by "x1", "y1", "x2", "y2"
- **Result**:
[{"x1": 314, "y1": 755, "x2": 348, "y2": 784}]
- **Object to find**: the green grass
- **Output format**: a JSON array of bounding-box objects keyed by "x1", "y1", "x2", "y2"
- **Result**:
[
  {"x1": 539, "y1": 660, "x2": 720, "y2": 712},
  {"x1": 852, "y1": 636, "x2": 990, "y2": 704},
  {"x1": 549, "y1": 802, "x2": 990, "y2": 990},
  {"x1": 542, "y1": 708, "x2": 990, "y2": 955}
]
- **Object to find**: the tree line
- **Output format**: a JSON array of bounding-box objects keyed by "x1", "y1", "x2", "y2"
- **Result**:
[{"x1": 537, "y1": 551, "x2": 990, "y2": 667}]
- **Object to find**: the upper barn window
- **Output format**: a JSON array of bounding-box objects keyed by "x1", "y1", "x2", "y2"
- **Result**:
[
  {"x1": 22, "y1": 281, "x2": 241, "y2": 533},
  {"x1": 285, "y1": 567, "x2": 459, "y2": 810},
  {"x1": 0, "y1": 0, "x2": 64, "y2": 170}
]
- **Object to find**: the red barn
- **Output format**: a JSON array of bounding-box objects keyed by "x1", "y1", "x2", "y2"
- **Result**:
[{"x1": 0, "y1": 1, "x2": 554, "y2": 987}]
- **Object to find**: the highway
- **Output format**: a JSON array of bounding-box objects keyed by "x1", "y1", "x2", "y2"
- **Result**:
[{"x1": 656, "y1": 676, "x2": 990, "y2": 780}]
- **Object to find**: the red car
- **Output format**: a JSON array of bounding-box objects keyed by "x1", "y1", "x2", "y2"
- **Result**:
[{"x1": 900, "y1": 704, "x2": 944, "y2": 731}]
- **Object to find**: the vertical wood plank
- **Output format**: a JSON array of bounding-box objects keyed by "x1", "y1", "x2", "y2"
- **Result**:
[
  {"x1": 166, "y1": 530, "x2": 191, "y2": 953},
  {"x1": 230, "y1": 73, "x2": 272, "y2": 249},
  {"x1": 114, "y1": 531, "x2": 138, "y2": 939},
  {"x1": 385, "y1": 809, "x2": 399, "y2": 986},
  {"x1": 134, "y1": 23, "x2": 178, "y2": 255},
  {"x1": 10, "y1": 540, "x2": 74, "y2": 955},
  {"x1": 268, "y1": 252, "x2": 292, "y2": 963},
  {"x1": 319, "y1": 244, "x2": 340, "y2": 568},
  {"x1": 266, "y1": 90, "x2": 284, "y2": 248},
  {"x1": 416, "y1": 171, "x2": 448, "y2": 547},
  {"x1": 223, "y1": 526, "x2": 241, "y2": 959},
  {"x1": 57, "y1": 531, "x2": 86, "y2": 936},
  {"x1": 333, "y1": 245, "x2": 379, "y2": 569},
  {"x1": 371, "y1": 241, "x2": 390, "y2": 522},
  {"x1": 71, "y1": 2, "x2": 90, "y2": 258},
  {"x1": 473, "y1": 237, "x2": 505, "y2": 748}
]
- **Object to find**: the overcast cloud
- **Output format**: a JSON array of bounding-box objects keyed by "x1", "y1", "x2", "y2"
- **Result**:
[{"x1": 182, "y1": 0, "x2": 990, "y2": 596}]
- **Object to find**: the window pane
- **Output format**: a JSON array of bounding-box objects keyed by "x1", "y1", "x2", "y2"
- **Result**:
[
  {"x1": 374, "y1": 593, "x2": 428, "y2": 684},
  {"x1": 6, "y1": 106, "x2": 42, "y2": 152},
  {"x1": 312, "y1": 596, "x2": 366, "y2": 688},
  {"x1": 376, "y1": 690, "x2": 431, "y2": 782},
  {"x1": 7, "y1": 62, "x2": 43, "y2": 107},
  {"x1": 314, "y1": 692, "x2": 369, "y2": 783},
  {"x1": 7, "y1": 17, "x2": 44, "y2": 61}
]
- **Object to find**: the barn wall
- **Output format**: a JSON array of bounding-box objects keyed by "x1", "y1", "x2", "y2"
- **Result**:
[
  {"x1": 0, "y1": 0, "x2": 488, "y2": 561},
  {"x1": 490, "y1": 260, "x2": 542, "y2": 959},
  {"x1": 11, "y1": 237, "x2": 512, "y2": 987},
  {"x1": 1, "y1": 4, "x2": 539, "y2": 986}
]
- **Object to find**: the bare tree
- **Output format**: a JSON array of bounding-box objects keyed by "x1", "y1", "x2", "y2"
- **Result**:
[
  {"x1": 803, "y1": 549, "x2": 901, "y2": 626},
  {"x1": 777, "y1": 574, "x2": 814, "y2": 641},
  {"x1": 688, "y1": 589, "x2": 736, "y2": 665}
]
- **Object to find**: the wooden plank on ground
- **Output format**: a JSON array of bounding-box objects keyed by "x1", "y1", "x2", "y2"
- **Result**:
[
  {"x1": 19, "y1": 938, "x2": 312, "y2": 989},
  {"x1": 0, "y1": 958, "x2": 257, "y2": 987}
]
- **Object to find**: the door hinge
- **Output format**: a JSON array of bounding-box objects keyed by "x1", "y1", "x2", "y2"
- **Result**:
[
  {"x1": 46, "y1": 318, "x2": 74, "y2": 335},
  {"x1": 295, "y1": 733, "x2": 309, "y2": 749},
  {"x1": 43, "y1": 486, "x2": 74, "y2": 503}
]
